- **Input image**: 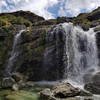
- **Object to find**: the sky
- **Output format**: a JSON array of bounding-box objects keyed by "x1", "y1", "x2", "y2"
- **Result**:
[{"x1": 0, "y1": 0, "x2": 100, "y2": 19}]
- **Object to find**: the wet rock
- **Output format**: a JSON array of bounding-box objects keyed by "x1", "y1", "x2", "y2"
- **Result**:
[
  {"x1": 84, "y1": 71, "x2": 100, "y2": 94},
  {"x1": 79, "y1": 89, "x2": 93, "y2": 96},
  {"x1": 1, "y1": 77, "x2": 16, "y2": 88},
  {"x1": 84, "y1": 83, "x2": 100, "y2": 94},
  {"x1": 12, "y1": 84, "x2": 19, "y2": 91},
  {"x1": 81, "y1": 24, "x2": 90, "y2": 31},
  {"x1": 93, "y1": 25, "x2": 100, "y2": 32},
  {"x1": 52, "y1": 83, "x2": 80, "y2": 98},
  {"x1": 92, "y1": 71, "x2": 100, "y2": 85},
  {"x1": 40, "y1": 88, "x2": 56, "y2": 100},
  {"x1": 84, "y1": 98, "x2": 93, "y2": 100},
  {"x1": 12, "y1": 72, "x2": 27, "y2": 82}
]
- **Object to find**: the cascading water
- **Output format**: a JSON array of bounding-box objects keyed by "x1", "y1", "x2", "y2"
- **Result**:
[
  {"x1": 5, "y1": 30, "x2": 25, "y2": 76},
  {"x1": 62, "y1": 23, "x2": 99, "y2": 85}
]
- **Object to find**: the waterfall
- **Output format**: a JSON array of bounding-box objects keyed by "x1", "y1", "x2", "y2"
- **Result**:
[
  {"x1": 5, "y1": 30, "x2": 25, "y2": 76},
  {"x1": 62, "y1": 23, "x2": 99, "y2": 84}
]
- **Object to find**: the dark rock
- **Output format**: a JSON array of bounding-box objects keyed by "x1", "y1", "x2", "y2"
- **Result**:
[
  {"x1": 52, "y1": 83, "x2": 80, "y2": 98},
  {"x1": 92, "y1": 71, "x2": 100, "y2": 85},
  {"x1": 80, "y1": 24, "x2": 90, "y2": 31},
  {"x1": 84, "y1": 71, "x2": 100, "y2": 94},
  {"x1": 57, "y1": 17, "x2": 72, "y2": 24},
  {"x1": 42, "y1": 25, "x2": 67, "y2": 80},
  {"x1": 87, "y1": 7, "x2": 100, "y2": 21},
  {"x1": 94, "y1": 25, "x2": 100, "y2": 32},
  {"x1": 0, "y1": 77, "x2": 16, "y2": 88},
  {"x1": 84, "y1": 83, "x2": 100, "y2": 94},
  {"x1": 0, "y1": 10, "x2": 44, "y2": 23},
  {"x1": 12, "y1": 72, "x2": 27, "y2": 82},
  {"x1": 84, "y1": 98, "x2": 93, "y2": 100},
  {"x1": 79, "y1": 89, "x2": 92, "y2": 96}
]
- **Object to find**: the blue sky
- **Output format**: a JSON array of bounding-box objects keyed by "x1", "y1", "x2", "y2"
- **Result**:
[{"x1": 0, "y1": 0, "x2": 100, "y2": 19}]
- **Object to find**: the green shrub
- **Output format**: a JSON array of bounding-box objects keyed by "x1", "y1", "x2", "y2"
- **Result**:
[
  {"x1": 12, "y1": 17, "x2": 32, "y2": 27},
  {"x1": 0, "y1": 18, "x2": 11, "y2": 27},
  {"x1": 0, "y1": 14, "x2": 32, "y2": 27}
]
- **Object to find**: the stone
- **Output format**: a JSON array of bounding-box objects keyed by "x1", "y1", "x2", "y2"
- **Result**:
[
  {"x1": 92, "y1": 71, "x2": 100, "y2": 85},
  {"x1": 52, "y1": 83, "x2": 80, "y2": 98},
  {"x1": 79, "y1": 89, "x2": 93, "y2": 96},
  {"x1": 94, "y1": 25, "x2": 100, "y2": 32},
  {"x1": 84, "y1": 83, "x2": 100, "y2": 94},
  {"x1": 84, "y1": 71, "x2": 100, "y2": 94},
  {"x1": 40, "y1": 88, "x2": 55, "y2": 100},
  {"x1": 1, "y1": 77, "x2": 16, "y2": 88},
  {"x1": 12, "y1": 84, "x2": 19, "y2": 91},
  {"x1": 12, "y1": 72, "x2": 26, "y2": 82}
]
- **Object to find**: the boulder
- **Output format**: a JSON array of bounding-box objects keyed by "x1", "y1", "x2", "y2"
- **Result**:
[
  {"x1": 84, "y1": 83, "x2": 100, "y2": 94},
  {"x1": 84, "y1": 71, "x2": 100, "y2": 94},
  {"x1": 1, "y1": 77, "x2": 16, "y2": 88},
  {"x1": 12, "y1": 84, "x2": 19, "y2": 91},
  {"x1": 94, "y1": 25, "x2": 100, "y2": 32},
  {"x1": 11, "y1": 72, "x2": 27, "y2": 82},
  {"x1": 52, "y1": 83, "x2": 80, "y2": 98},
  {"x1": 92, "y1": 71, "x2": 100, "y2": 85},
  {"x1": 40, "y1": 88, "x2": 56, "y2": 100},
  {"x1": 79, "y1": 89, "x2": 92, "y2": 96}
]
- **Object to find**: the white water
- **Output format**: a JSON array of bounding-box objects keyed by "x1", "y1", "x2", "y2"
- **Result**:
[
  {"x1": 5, "y1": 30, "x2": 25, "y2": 76},
  {"x1": 62, "y1": 23, "x2": 99, "y2": 85}
]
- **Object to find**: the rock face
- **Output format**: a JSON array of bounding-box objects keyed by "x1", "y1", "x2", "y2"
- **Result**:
[
  {"x1": 0, "y1": 7, "x2": 100, "y2": 81},
  {"x1": 42, "y1": 25, "x2": 67, "y2": 80},
  {"x1": 52, "y1": 83, "x2": 80, "y2": 98},
  {"x1": 84, "y1": 71, "x2": 100, "y2": 94},
  {"x1": 40, "y1": 83, "x2": 92, "y2": 100},
  {"x1": 0, "y1": 77, "x2": 16, "y2": 88}
]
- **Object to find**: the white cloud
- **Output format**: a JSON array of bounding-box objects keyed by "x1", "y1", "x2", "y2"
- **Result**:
[
  {"x1": 0, "y1": 0, "x2": 100, "y2": 19},
  {"x1": 58, "y1": 0, "x2": 100, "y2": 17},
  {"x1": 0, "y1": 0, "x2": 59, "y2": 19}
]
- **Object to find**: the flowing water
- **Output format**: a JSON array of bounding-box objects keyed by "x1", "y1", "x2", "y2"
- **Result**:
[
  {"x1": 5, "y1": 30, "x2": 25, "y2": 76},
  {"x1": 62, "y1": 23, "x2": 99, "y2": 85}
]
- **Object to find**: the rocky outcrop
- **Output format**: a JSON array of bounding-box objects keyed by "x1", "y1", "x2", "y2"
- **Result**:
[
  {"x1": 0, "y1": 7, "x2": 100, "y2": 81},
  {"x1": 52, "y1": 83, "x2": 80, "y2": 98},
  {"x1": 0, "y1": 77, "x2": 16, "y2": 88},
  {"x1": 84, "y1": 71, "x2": 100, "y2": 94},
  {"x1": 0, "y1": 10, "x2": 44, "y2": 23},
  {"x1": 40, "y1": 83, "x2": 92, "y2": 100}
]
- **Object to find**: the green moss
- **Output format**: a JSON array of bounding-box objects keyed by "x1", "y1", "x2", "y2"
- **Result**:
[
  {"x1": 34, "y1": 46, "x2": 45, "y2": 55},
  {"x1": 13, "y1": 17, "x2": 32, "y2": 27},
  {"x1": 0, "y1": 18, "x2": 11, "y2": 28},
  {"x1": 82, "y1": 19, "x2": 91, "y2": 25},
  {"x1": 0, "y1": 14, "x2": 32, "y2": 27},
  {"x1": 0, "y1": 89, "x2": 39, "y2": 100},
  {"x1": 6, "y1": 90, "x2": 39, "y2": 100}
]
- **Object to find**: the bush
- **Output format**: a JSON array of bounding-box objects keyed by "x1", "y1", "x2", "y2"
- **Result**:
[
  {"x1": 12, "y1": 17, "x2": 32, "y2": 27},
  {"x1": 0, "y1": 18, "x2": 11, "y2": 27},
  {"x1": 0, "y1": 14, "x2": 32, "y2": 27}
]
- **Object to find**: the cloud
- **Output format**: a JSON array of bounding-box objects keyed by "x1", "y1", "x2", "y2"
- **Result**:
[
  {"x1": 0, "y1": 0, "x2": 100, "y2": 19},
  {"x1": 58, "y1": 0, "x2": 100, "y2": 17},
  {"x1": 0, "y1": 0, "x2": 59, "y2": 19}
]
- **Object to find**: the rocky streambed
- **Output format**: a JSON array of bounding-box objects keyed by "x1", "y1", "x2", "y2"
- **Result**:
[{"x1": 0, "y1": 75, "x2": 100, "y2": 100}]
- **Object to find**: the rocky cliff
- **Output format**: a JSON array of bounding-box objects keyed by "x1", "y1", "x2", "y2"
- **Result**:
[{"x1": 0, "y1": 7, "x2": 100, "y2": 81}]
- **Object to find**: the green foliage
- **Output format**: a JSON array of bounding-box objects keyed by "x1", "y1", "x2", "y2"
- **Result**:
[
  {"x1": 0, "y1": 18, "x2": 11, "y2": 28},
  {"x1": 13, "y1": 17, "x2": 32, "y2": 27},
  {"x1": 82, "y1": 19, "x2": 91, "y2": 25},
  {"x1": 0, "y1": 14, "x2": 32, "y2": 27},
  {"x1": 34, "y1": 46, "x2": 45, "y2": 55},
  {"x1": 0, "y1": 90, "x2": 39, "y2": 100}
]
